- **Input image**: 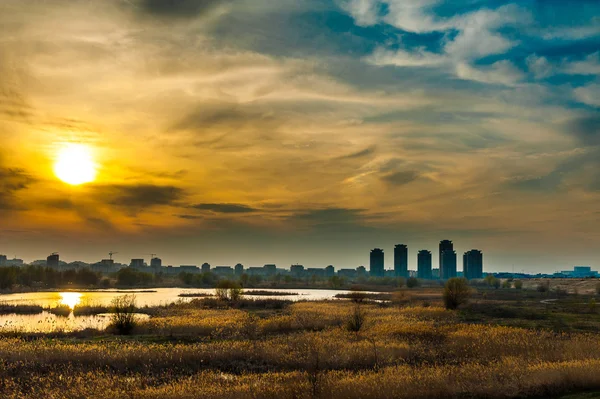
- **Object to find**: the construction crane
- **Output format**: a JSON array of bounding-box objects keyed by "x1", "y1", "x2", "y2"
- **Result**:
[{"x1": 109, "y1": 251, "x2": 118, "y2": 260}]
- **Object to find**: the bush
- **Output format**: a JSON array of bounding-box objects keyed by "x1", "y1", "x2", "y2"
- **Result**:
[
  {"x1": 346, "y1": 304, "x2": 366, "y2": 332},
  {"x1": 514, "y1": 280, "x2": 523, "y2": 290},
  {"x1": 215, "y1": 280, "x2": 243, "y2": 301},
  {"x1": 47, "y1": 304, "x2": 72, "y2": 317},
  {"x1": 109, "y1": 294, "x2": 137, "y2": 335},
  {"x1": 406, "y1": 277, "x2": 419, "y2": 288},
  {"x1": 502, "y1": 280, "x2": 512, "y2": 289},
  {"x1": 443, "y1": 278, "x2": 471, "y2": 310},
  {"x1": 537, "y1": 281, "x2": 550, "y2": 293}
]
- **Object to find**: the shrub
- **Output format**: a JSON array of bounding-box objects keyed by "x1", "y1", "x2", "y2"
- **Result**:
[
  {"x1": 537, "y1": 281, "x2": 550, "y2": 293},
  {"x1": 109, "y1": 294, "x2": 137, "y2": 335},
  {"x1": 502, "y1": 280, "x2": 512, "y2": 289},
  {"x1": 596, "y1": 282, "x2": 600, "y2": 295},
  {"x1": 346, "y1": 304, "x2": 366, "y2": 332},
  {"x1": 443, "y1": 278, "x2": 471, "y2": 310},
  {"x1": 406, "y1": 277, "x2": 419, "y2": 289},
  {"x1": 514, "y1": 280, "x2": 523, "y2": 290},
  {"x1": 215, "y1": 280, "x2": 244, "y2": 301},
  {"x1": 47, "y1": 304, "x2": 72, "y2": 317}
]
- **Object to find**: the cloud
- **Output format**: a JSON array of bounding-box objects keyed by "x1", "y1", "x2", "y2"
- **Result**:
[
  {"x1": 526, "y1": 55, "x2": 554, "y2": 80},
  {"x1": 455, "y1": 60, "x2": 524, "y2": 86},
  {"x1": 337, "y1": 145, "x2": 377, "y2": 159},
  {"x1": 94, "y1": 184, "x2": 186, "y2": 211},
  {"x1": 565, "y1": 115, "x2": 600, "y2": 146},
  {"x1": 564, "y1": 52, "x2": 600, "y2": 75},
  {"x1": 366, "y1": 47, "x2": 447, "y2": 67},
  {"x1": 380, "y1": 170, "x2": 420, "y2": 186},
  {"x1": 337, "y1": 0, "x2": 380, "y2": 26},
  {"x1": 574, "y1": 83, "x2": 600, "y2": 107},
  {"x1": 0, "y1": 167, "x2": 35, "y2": 210},
  {"x1": 191, "y1": 203, "x2": 259, "y2": 213},
  {"x1": 135, "y1": 0, "x2": 230, "y2": 19}
]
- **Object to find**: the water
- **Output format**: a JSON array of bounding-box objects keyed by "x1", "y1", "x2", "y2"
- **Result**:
[{"x1": 0, "y1": 288, "x2": 353, "y2": 332}]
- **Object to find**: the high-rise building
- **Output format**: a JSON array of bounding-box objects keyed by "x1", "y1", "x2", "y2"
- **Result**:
[
  {"x1": 201, "y1": 263, "x2": 211, "y2": 273},
  {"x1": 0, "y1": 255, "x2": 7, "y2": 266},
  {"x1": 235, "y1": 263, "x2": 244, "y2": 276},
  {"x1": 290, "y1": 264, "x2": 304, "y2": 277},
  {"x1": 47, "y1": 253, "x2": 60, "y2": 268},
  {"x1": 439, "y1": 240, "x2": 454, "y2": 278},
  {"x1": 325, "y1": 265, "x2": 335, "y2": 277},
  {"x1": 264, "y1": 264, "x2": 277, "y2": 276},
  {"x1": 463, "y1": 249, "x2": 483, "y2": 279},
  {"x1": 394, "y1": 244, "x2": 409, "y2": 278},
  {"x1": 441, "y1": 250, "x2": 457, "y2": 279},
  {"x1": 130, "y1": 259, "x2": 145, "y2": 268},
  {"x1": 417, "y1": 250, "x2": 432, "y2": 279},
  {"x1": 150, "y1": 257, "x2": 162, "y2": 268},
  {"x1": 370, "y1": 248, "x2": 384, "y2": 277}
]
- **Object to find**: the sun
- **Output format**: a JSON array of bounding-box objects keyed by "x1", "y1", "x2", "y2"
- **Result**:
[{"x1": 53, "y1": 144, "x2": 97, "y2": 185}]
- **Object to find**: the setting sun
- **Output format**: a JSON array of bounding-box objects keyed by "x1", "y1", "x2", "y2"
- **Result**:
[{"x1": 53, "y1": 144, "x2": 97, "y2": 185}]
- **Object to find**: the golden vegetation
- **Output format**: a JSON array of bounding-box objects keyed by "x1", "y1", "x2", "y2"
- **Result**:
[{"x1": 3, "y1": 290, "x2": 600, "y2": 398}]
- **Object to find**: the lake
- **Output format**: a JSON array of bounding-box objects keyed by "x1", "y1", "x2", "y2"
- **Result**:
[{"x1": 0, "y1": 288, "x2": 354, "y2": 332}]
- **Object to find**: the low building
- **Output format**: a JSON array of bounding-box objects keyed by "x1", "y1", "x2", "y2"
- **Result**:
[
  {"x1": 290, "y1": 264, "x2": 305, "y2": 277},
  {"x1": 130, "y1": 259, "x2": 145, "y2": 268},
  {"x1": 338, "y1": 269, "x2": 358, "y2": 279},
  {"x1": 214, "y1": 266, "x2": 234, "y2": 276},
  {"x1": 179, "y1": 265, "x2": 200, "y2": 273}
]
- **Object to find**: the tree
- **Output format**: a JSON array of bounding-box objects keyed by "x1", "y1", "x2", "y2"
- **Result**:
[
  {"x1": 443, "y1": 278, "x2": 471, "y2": 310},
  {"x1": 328, "y1": 275, "x2": 343, "y2": 289},
  {"x1": 109, "y1": 295, "x2": 137, "y2": 335},
  {"x1": 514, "y1": 280, "x2": 523, "y2": 290},
  {"x1": 215, "y1": 280, "x2": 243, "y2": 301},
  {"x1": 502, "y1": 280, "x2": 512, "y2": 289},
  {"x1": 406, "y1": 277, "x2": 419, "y2": 288}
]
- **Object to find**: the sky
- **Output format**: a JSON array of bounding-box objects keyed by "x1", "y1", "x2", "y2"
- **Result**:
[{"x1": 0, "y1": 0, "x2": 599, "y2": 272}]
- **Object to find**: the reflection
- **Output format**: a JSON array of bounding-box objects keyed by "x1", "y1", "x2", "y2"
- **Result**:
[{"x1": 59, "y1": 292, "x2": 82, "y2": 310}]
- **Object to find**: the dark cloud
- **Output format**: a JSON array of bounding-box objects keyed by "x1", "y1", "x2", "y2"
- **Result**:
[
  {"x1": 337, "y1": 146, "x2": 376, "y2": 159},
  {"x1": 0, "y1": 88, "x2": 32, "y2": 122},
  {"x1": 291, "y1": 208, "x2": 366, "y2": 224},
  {"x1": 94, "y1": 184, "x2": 185, "y2": 211},
  {"x1": 137, "y1": 0, "x2": 229, "y2": 19},
  {"x1": 176, "y1": 214, "x2": 204, "y2": 219},
  {"x1": 191, "y1": 203, "x2": 258, "y2": 213},
  {"x1": 0, "y1": 164, "x2": 36, "y2": 210},
  {"x1": 380, "y1": 170, "x2": 420, "y2": 186},
  {"x1": 566, "y1": 114, "x2": 600, "y2": 146},
  {"x1": 173, "y1": 103, "x2": 276, "y2": 132}
]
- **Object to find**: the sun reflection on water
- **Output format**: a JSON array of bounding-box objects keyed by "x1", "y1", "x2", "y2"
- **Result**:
[{"x1": 59, "y1": 292, "x2": 82, "y2": 309}]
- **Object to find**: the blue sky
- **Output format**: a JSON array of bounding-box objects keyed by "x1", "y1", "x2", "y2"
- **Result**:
[{"x1": 0, "y1": 0, "x2": 598, "y2": 271}]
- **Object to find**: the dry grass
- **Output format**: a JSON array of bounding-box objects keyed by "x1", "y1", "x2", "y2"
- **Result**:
[{"x1": 3, "y1": 295, "x2": 600, "y2": 398}]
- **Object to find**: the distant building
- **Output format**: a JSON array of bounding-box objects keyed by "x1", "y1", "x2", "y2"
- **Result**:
[
  {"x1": 370, "y1": 248, "x2": 385, "y2": 277},
  {"x1": 463, "y1": 250, "x2": 483, "y2": 280},
  {"x1": 338, "y1": 269, "x2": 358, "y2": 279},
  {"x1": 0, "y1": 255, "x2": 7, "y2": 266},
  {"x1": 179, "y1": 265, "x2": 200, "y2": 273},
  {"x1": 439, "y1": 240, "x2": 454, "y2": 278},
  {"x1": 417, "y1": 250, "x2": 432, "y2": 279},
  {"x1": 247, "y1": 267, "x2": 266, "y2": 276},
  {"x1": 325, "y1": 265, "x2": 335, "y2": 277},
  {"x1": 150, "y1": 257, "x2": 162, "y2": 268},
  {"x1": 201, "y1": 263, "x2": 211, "y2": 273},
  {"x1": 290, "y1": 264, "x2": 305, "y2": 277},
  {"x1": 441, "y1": 250, "x2": 457, "y2": 279},
  {"x1": 432, "y1": 268, "x2": 440, "y2": 279},
  {"x1": 560, "y1": 266, "x2": 598, "y2": 278},
  {"x1": 6, "y1": 258, "x2": 24, "y2": 267},
  {"x1": 47, "y1": 253, "x2": 60, "y2": 268},
  {"x1": 306, "y1": 268, "x2": 325, "y2": 278},
  {"x1": 214, "y1": 266, "x2": 234, "y2": 276},
  {"x1": 235, "y1": 263, "x2": 244, "y2": 276},
  {"x1": 130, "y1": 259, "x2": 145, "y2": 268},
  {"x1": 394, "y1": 244, "x2": 409, "y2": 278},
  {"x1": 100, "y1": 259, "x2": 114, "y2": 267},
  {"x1": 356, "y1": 266, "x2": 367, "y2": 276},
  {"x1": 264, "y1": 264, "x2": 277, "y2": 276}
]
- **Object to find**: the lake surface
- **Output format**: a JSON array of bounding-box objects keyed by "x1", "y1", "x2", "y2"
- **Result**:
[{"x1": 0, "y1": 288, "x2": 354, "y2": 332}]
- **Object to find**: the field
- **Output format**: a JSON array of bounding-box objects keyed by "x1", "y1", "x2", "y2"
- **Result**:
[{"x1": 3, "y1": 282, "x2": 600, "y2": 398}]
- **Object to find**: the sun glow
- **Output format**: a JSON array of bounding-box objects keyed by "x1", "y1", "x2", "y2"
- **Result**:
[
  {"x1": 53, "y1": 144, "x2": 97, "y2": 185},
  {"x1": 59, "y1": 292, "x2": 82, "y2": 310}
]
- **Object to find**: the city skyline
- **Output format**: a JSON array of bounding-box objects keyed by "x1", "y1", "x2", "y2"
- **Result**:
[{"x1": 0, "y1": 1, "x2": 598, "y2": 272}]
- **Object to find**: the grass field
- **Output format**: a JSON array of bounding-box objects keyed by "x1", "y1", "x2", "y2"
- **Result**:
[{"x1": 3, "y1": 282, "x2": 600, "y2": 398}]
